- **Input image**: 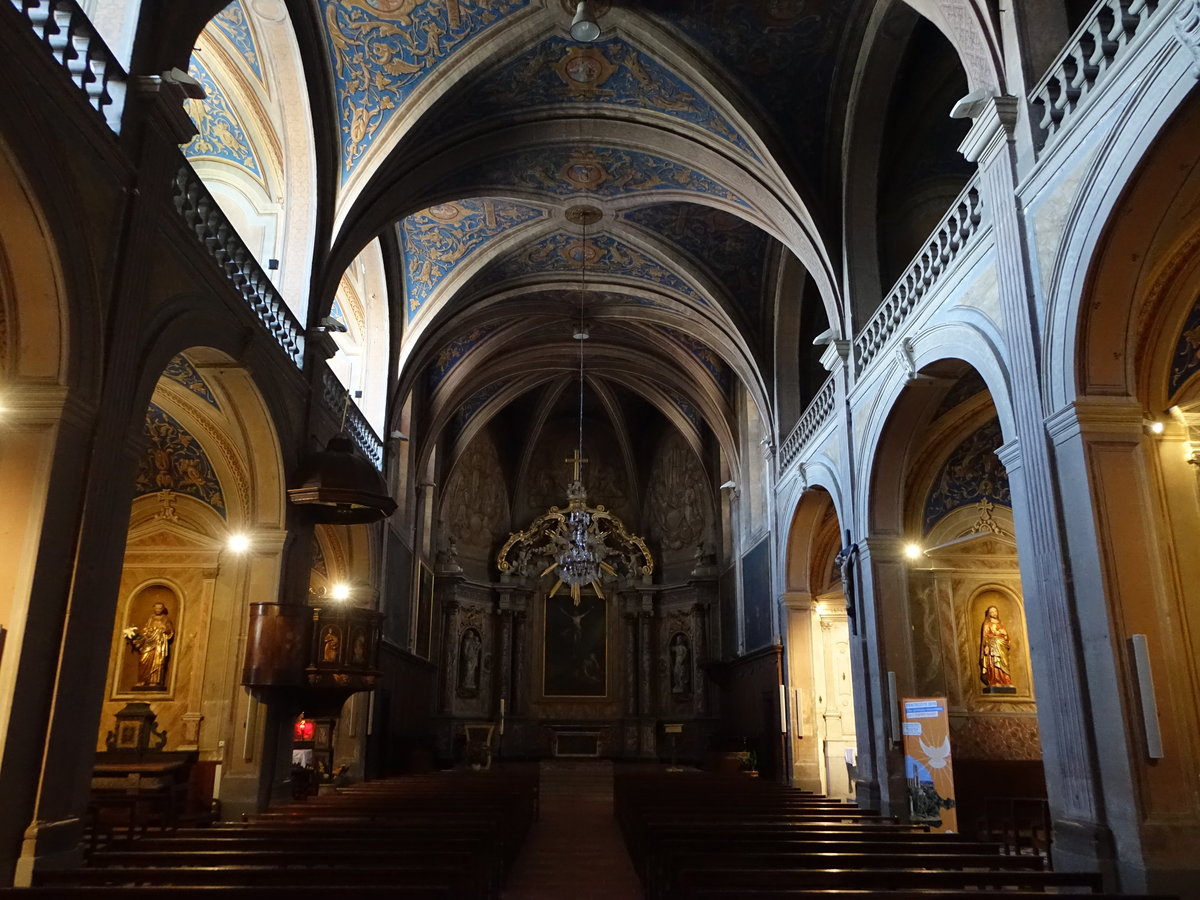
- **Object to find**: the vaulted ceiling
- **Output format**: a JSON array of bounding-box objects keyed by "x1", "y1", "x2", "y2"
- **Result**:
[{"x1": 175, "y1": 0, "x2": 975, "y2": 492}]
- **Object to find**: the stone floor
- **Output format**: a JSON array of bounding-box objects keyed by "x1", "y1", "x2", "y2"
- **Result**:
[{"x1": 502, "y1": 760, "x2": 643, "y2": 899}]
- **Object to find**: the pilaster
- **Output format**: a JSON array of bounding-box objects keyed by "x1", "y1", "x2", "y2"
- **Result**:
[{"x1": 962, "y1": 96, "x2": 1116, "y2": 880}]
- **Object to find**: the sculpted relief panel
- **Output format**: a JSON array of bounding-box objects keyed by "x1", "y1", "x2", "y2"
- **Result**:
[
  {"x1": 441, "y1": 434, "x2": 509, "y2": 572},
  {"x1": 646, "y1": 432, "x2": 712, "y2": 569},
  {"x1": 524, "y1": 423, "x2": 631, "y2": 523}
]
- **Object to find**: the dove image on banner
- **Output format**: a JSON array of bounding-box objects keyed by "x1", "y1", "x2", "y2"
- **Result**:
[{"x1": 901, "y1": 697, "x2": 957, "y2": 833}]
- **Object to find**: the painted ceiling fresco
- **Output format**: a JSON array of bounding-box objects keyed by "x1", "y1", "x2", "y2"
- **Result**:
[
  {"x1": 211, "y1": 1, "x2": 264, "y2": 84},
  {"x1": 437, "y1": 36, "x2": 754, "y2": 158},
  {"x1": 658, "y1": 324, "x2": 732, "y2": 393},
  {"x1": 429, "y1": 324, "x2": 499, "y2": 389},
  {"x1": 665, "y1": 387, "x2": 702, "y2": 430},
  {"x1": 163, "y1": 355, "x2": 221, "y2": 410},
  {"x1": 651, "y1": 0, "x2": 856, "y2": 172},
  {"x1": 134, "y1": 404, "x2": 227, "y2": 517},
  {"x1": 1169, "y1": 294, "x2": 1200, "y2": 398},
  {"x1": 622, "y1": 203, "x2": 770, "y2": 319},
  {"x1": 400, "y1": 199, "x2": 545, "y2": 322},
  {"x1": 485, "y1": 232, "x2": 708, "y2": 307},
  {"x1": 319, "y1": 0, "x2": 530, "y2": 180},
  {"x1": 185, "y1": 56, "x2": 263, "y2": 181},
  {"x1": 453, "y1": 379, "x2": 508, "y2": 439},
  {"x1": 439, "y1": 145, "x2": 746, "y2": 207},
  {"x1": 923, "y1": 416, "x2": 1011, "y2": 533},
  {"x1": 531, "y1": 288, "x2": 664, "y2": 310}
]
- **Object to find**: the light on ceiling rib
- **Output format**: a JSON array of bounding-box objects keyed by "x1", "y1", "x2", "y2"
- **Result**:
[
  {"x1": 227, "y1": 533, "x2": 251, "y2": 553},
  {"x1": 570, "y1": 0, "x2": 601, "y2": 42}
]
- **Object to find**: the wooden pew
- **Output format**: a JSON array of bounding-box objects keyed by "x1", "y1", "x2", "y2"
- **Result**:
[
  {"x1": 54, "y1": 769, "x2": 539, "y2": 899},
  {"x1": 614, "y1": 771, "x2": 1128, "y2": 900}
]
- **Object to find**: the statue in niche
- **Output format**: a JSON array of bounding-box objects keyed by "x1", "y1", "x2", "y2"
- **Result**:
[
  {"x1": 126, "y1": 602, "x2": 176, "y2": 690},
  {"x1": 458, "y1": 628, "x2": 482, "y2": 697},
  {"x1": 322, "y1": 625, "x2": 340, "y2": 663},
  {"x1": 670, "y1": 632, "x2": 691, "y2": 695},
  {"x1": 978, "y1": 605, "x2": 1015, "y2": 693}
]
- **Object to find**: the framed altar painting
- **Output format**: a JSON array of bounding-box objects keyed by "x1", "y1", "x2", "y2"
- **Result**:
[{"x1": 543, "y1": 592, "x2": 607, "y2": 698}]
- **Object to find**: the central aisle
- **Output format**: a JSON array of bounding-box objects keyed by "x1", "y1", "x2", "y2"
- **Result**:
[{"x1": 502, "y1": 760, "x2": 644, "y2": 899}]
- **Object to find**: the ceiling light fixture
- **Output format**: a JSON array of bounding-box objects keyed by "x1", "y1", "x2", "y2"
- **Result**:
[
  {"x1": 569, "y1": 0, "x2": 601, "y2": 42},
  {"x1": 496, "y1": 206, "x2": 653, "y2": 602}
]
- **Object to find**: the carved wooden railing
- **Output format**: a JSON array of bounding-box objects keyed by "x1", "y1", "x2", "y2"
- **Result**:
[
  {"x1": 1030, "y1": 0, "x2": 1164, "y2": 150},
  {"x1": 853, "y1": 178, "x2": 985, "y2": 377},
  {"x1": 8, "y1": 0, "x2": 125, "y2": 132},
  {"x1": 321, "y1": 368, "x2": 384, "y2": 470},
  {"x1": 171, "y1": 160, "x2": 306, "y2": 367},
  {"x1": 780, "y1": 373, "x2": 837, "y2": 471}
]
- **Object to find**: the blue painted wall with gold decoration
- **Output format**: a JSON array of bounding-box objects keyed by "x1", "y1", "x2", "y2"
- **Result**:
[
  {"x1": 134, "y1": 404, "x2": 227, "y2": 517},
  {"x1": 923, "y1": 416, "x2": 1011, "y2": 533},
  {"x1": 211, "y1": 1, "x2": 264, "y2": 84},
  {"x1": 658, "y1": 325, "x2": 732, "y2": 393},
  {"x1": 486, "y1": 232, "x2": 707, "y2": 306},
  {"x1": 437, "y1": 36, "x2": 755, "y2": 158},
  {"x1": 439, "y1": 145, "x2": 746, "y2": 207},
  {"x1": 623, "y1": 203, "x2": 769, "y2": 320},
  {"x1": 185, "y1": 56, "x2": 263, "y2": 181},
  {"x1": 428, "y1": 325, "x2": 499, "y2": 390},
  {"x1": 401, "y1": 199, "x2": 545, "y2": 322},
  {"x1": 162, "y1": 355, "x2": 221, "y2": 410},
  {"x1": 319, "y1": 0, "x2": 530, "y2": 181}
]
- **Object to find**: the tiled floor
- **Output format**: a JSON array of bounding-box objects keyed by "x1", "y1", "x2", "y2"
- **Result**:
[{"x1": 503, "y1": 760, "x2": 643, "y2": 899}]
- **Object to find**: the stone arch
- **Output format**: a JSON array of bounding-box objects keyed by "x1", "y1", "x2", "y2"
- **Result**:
[
  {"x1": 844, "y1": 3, "x2": 976, "y2": 328},
  {"x1": 781, "y1": 487, "x2": 858, "y2": 797},
  {"x1": 855, "y1": 325, "x2": 1016, "y2": 529},
  {"x1": 1047, "y1": 59, "x2": 1200, "y2": 410},
  {"x1": 899, "y1": 0, "x2": 1006, "y2": 94},
  {"x1": 1053, "y1": 84, "x2": 1200, "y2": 875},
  {"x1": 0, "y1": 140, "x2": 76, "y2": 770}
]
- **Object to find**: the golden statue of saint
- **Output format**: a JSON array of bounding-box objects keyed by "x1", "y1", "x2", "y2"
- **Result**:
[
  {"x1": 978, "y1": 605, "x2": 1013, "y2": 689},
  {"x1": 133, "y1": 602, "x2": 175, "y2": 689}
]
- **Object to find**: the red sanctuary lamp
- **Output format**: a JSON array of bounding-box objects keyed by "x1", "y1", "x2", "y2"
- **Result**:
[{"x1": 293, "y1": 716, "x2": 315, "y2": 743}]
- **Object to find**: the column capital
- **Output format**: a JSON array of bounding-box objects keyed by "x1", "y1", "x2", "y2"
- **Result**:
[
  {"x1": 1045, "y1": 397, "x2": 1144, "y2": 445},
  {"x1": 957, "y1": 95, "x2": 1019, "y2": 164}
]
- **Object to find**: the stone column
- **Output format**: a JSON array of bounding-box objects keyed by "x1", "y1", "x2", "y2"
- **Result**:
[
  {"x1": 439, "y1": 601, "x2": 460, "y2": 714},
  {"x1": 959, "y1": 97, "x2": 1112, "y2": 877},
  {"x1": 512, "y1": 609, "x2": 529, "y2": 714},
  {"x1": 497, "y1": 606, "x2": 514, "y2": 715},
  {"x1": 623, "y1": 600, "x2": 639, "y2": 717},
  {"x1": 689, "y1": 601, "x2": 709, "y2": 716},
  {"x1": 854, "y1": 538, "x2": 913, "y2": 816},
  {"x1": 637, "y1": 591, "x2": 656, "y2": 756}
]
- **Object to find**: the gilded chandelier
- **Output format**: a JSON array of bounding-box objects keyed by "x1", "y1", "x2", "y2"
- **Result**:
[{"x1": 495, "y1": 205, "x2": 653, "y2": 602}]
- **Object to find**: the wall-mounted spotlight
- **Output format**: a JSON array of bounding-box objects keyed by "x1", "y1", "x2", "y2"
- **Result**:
[
  {"x1": 903, "y1": 543, "x2": 924, "y2": 560},
  {"x1": 227, "y1": 533, "x2": 250, "y2": 553},
  {"x1": 389, "y1": 430, "x2": 409, "y2": 442},
  {"x1": 569, "y1": 0, "x2": 601, "y2": 41},
  {"x1": 719, "y1": 480, "x2": 736, "y2": 490},
  {"x1": 330, "y1": 583, "x2": 351, "y2": 601},
  {"x1": 1143, "y1": 419, "x2": 1165, "y2": 435}
]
